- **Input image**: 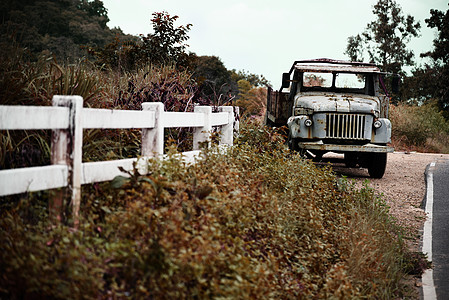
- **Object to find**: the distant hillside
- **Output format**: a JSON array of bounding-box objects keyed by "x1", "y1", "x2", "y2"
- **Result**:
[{"x1": 0, "y1": 0, "x2": 134, "y2": 61}]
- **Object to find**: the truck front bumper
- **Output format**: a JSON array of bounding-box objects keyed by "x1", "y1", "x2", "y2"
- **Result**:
[{"x1": 297, "y1": 141, "x2": 394, "y2": 153}]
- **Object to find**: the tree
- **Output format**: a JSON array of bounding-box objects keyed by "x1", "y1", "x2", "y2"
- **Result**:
[
  {"x1": 235, "y1": 80, "x2": 266, "y2": 118},
  {"x1": 140, "y1": 12, "x2": 192, "y2": 67},
  {"x1": 230, "y1": 69, "x2": 269, "y2": 88},
  {"x1": 190, "y1": 55, "x2": 234, "y2": 104},
  {"x1": 424, "y1": 6, "x2": 449, "y2": 63},
  {"x1": 422, "y1": 4, "x2": 449, "y2": 115},
  {"x1": 0, "y1": 0, "x2": 123, "y2": 62},
  {"x1": 90, "y1": 11, "x2": 193, "y2": 71},
  {"x1": 345, "y1": 0, "x2": 420, "y2": 74},
  {"x1": 78, "y1": 0, "x2": 110, "y2": 29},
  {"x1": 401, "y1": 64, "x2": 441, "y2": 104},
  {"x1": 401, "y1": 4, "x2": 449, "y2": 116}
]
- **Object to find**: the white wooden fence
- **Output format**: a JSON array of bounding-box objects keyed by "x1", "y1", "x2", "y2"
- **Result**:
[{"x1": 0, "y1": 95, "x2": 239, "y2": 222}]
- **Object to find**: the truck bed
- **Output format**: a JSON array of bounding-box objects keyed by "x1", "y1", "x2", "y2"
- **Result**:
[{"x1": 266, "y1": 87, "x2": 291, "y2": 127}]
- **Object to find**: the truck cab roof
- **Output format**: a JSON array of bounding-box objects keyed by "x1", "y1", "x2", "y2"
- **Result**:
[
  {"x1": 291, "y1": 58, "x2": 381, "y2": 74},
  {"x1": 294, "y1": 64, "x2": 381, "y2": 74},
  {"x1": 279, "y1": 58, "x2": 388, "y2": 95}
]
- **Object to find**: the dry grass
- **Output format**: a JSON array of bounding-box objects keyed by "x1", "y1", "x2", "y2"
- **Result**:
[{"x1": 390, "y1": 102, "x2": 449, "y2": 154}]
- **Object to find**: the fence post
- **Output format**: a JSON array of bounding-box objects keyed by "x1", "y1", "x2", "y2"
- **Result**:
[
  {"x1": 233, "y1": 107, "x2": 240, "y2": 137},
  {"x1": 193, "y1": 106, "x2": 212, "y2": 150},
  {"x1": 141, "y1": 102, "x2": 164, "y2": 157},
  {"x1": 50, "y1": 95, "x2": 83, "y2": 226},
  {"x1": 218, "y1": 106, "x2": 234, "y2": 146}
]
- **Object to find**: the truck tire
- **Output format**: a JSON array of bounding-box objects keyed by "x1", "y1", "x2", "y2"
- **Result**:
[
  {"x1": 287, "y1": 132, "x2": 299, "y2": 151},
  {"x1": 344, "y1": 152, "x2": 358, "y2": 168},
  {"x1": 367, "y1": 153, "x2": 387, "y2": 178}
]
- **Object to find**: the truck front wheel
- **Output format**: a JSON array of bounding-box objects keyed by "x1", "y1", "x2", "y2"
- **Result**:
[
  {"x1": 287, "y1": 133, "x2": 299, "y2": 151},
  {"x1": 344, "y1": 152, "x2": 358, "y2": 168},
  {"x1": 367, "y1": 153, "x2": 387, "y2": 178}
]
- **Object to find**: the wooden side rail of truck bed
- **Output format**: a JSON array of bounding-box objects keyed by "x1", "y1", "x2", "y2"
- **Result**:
[{"x1": 266, "y1": 87, "x2": 291, "y2": 127}]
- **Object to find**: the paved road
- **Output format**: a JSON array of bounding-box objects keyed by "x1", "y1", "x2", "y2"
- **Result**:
[
  {"x1": 433, "y1": 159, "x2": 449, "y2": 299},
  {"x1": 423, "y1": 159, "x2": 449, "y2": 300}
]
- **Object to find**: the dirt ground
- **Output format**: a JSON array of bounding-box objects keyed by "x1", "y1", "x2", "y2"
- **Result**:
[{"x1": 322, "y1": 151, "x2": 449, "y2": 295}]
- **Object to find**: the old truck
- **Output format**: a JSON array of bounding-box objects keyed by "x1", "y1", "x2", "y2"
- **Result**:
[{"x1": 266, "y1": 58, "x2": 398, "y2": 178}]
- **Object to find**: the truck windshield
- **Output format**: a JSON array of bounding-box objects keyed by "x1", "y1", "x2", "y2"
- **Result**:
[
  {"x1": 335, "y1": 73, "x2": 365, "y2": 89},
  {"x1": 303, "y1": 72, "x2": 333, "y2": 87},
  {"x1": 301, "y1": 72, "x2": 366, "y2": 93}
]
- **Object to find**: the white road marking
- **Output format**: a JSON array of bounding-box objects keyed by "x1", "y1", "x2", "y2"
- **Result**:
[{"x1": 422, "y1": 161, "x2": 437, "y2": 300}]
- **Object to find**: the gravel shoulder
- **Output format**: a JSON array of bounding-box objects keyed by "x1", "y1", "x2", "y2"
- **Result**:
[
  {"x1": 327, "y1": 152, "x2": 449, "y2": 251},
  {"x1": 323, "y1": 151, "x2": 449, "y2": 296}
]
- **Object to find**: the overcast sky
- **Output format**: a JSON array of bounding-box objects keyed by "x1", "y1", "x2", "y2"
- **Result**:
[{"x1": 102, "y1": 0, "x2": 448, "y2": 87}]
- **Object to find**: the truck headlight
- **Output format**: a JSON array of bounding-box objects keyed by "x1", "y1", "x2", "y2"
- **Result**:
[
  {"x1": 373, "y1": 120, "x2": 382, "y2": 129},
  {"x1": 304, "y1": 118, "x2": 313, "y2": 127}
]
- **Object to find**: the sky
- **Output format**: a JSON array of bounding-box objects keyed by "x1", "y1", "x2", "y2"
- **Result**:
[{"x1": 102, "y1": 0, "x2": 448, "y2": 87}]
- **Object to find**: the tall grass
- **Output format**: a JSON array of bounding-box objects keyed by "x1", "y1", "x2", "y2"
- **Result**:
[
  {"x1": 0, "y1": 44, "x2": 209, "y2": 167},
  {"x1": 0, "y1": 43, "x2": 106, "y2": 168},
  {"x1": 390, "y1": 101, "x2": 449, "y2": 153}
]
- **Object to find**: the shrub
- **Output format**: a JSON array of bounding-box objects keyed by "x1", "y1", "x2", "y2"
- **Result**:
[
  {"x1": 390, "y1": 101, "x2": 449, "y2": 153},
  {"x1": 0, "y1": 43, "x2": 105, "y2": 169},
  {"x1": 0, "y1": 44, "x2": 212, "y2": 168}
]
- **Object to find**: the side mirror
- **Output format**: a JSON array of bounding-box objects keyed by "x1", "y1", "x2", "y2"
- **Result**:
[
  {"x1": 392, "y1": 75, "x2": 400, "y2": 94},
  {"x1": 281, "y1": 73, "x2": 290, "y2": 89}
]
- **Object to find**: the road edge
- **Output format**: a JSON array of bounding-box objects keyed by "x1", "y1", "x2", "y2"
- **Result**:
[{"x1": 421, "y1": 162, "x2": 437, "y2": 300}]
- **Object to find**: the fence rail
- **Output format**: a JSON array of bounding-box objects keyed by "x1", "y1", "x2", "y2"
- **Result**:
[{"x1": 0, "y1": 96, "x2": 239, "y2": 223}]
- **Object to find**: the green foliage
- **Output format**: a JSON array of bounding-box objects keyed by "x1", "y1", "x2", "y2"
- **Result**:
[
  {"x1": 0, "y1": 41, "x2": 213, "y2": 166},
  {"x1": 424, "y1": 5, "x2": 449, "y2": 64},
  {"x1": 230, "y1": 69, "x2": 270, "y2": 88},
  {"x1": 0, "y1": 25, "x2": 104, "y2": 108},
  {"x1": 1, "y1": 121, "x2": 416, "y2": 298},
  {"x1": 390, "y1": 101, "x2": 449, "y2": 153},
  {"x1": 1, "y1": 1, "x2": 267, "y2": 113},
  {"x1": 85, "y1": 35, "x2": 141, "y2": 71},
  {"x1": 90, "y1": 11, "x2": 192, "y2": 71},
  {"x1": 238, "y1": 79, "x2": 252, "y2": 95},
  {"x1": 235, "y1": 80, "x2": 266, "y2": 118},
  {"x1": 102, "y1": 64, "x2": 211, "y2": 153},
  {"x1": 142, "y1": 12, "x2": 192, "y2": 67},
  {"x1": 0, "y1": 0, "x2": 123, "y2": 62},
  {"x1": 188, "y1": 56, "x2": 270, "y2": 106},
  {"x1": 77, "y1": 0, "x2": 110, "y2": 29},
  {"x1": 0, "y1": 43, "x2": 105, "y2": 168},
  {"x1": 190, "y1": 55, "x2": 234, "y2": 105},
  {"x1": 401, "y1": 63, "x2": 441, "y2": 104},
  {"x1": 406, "y1": 4, "x2": 449, "y2": 117},
  {"x1": 345, "y1": 0, "x2": 420, "y2": 75}
]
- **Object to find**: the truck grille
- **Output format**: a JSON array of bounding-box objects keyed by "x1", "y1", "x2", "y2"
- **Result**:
[{"x1": 326, "y1": 113, "x2": 366, "y2": 140}]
